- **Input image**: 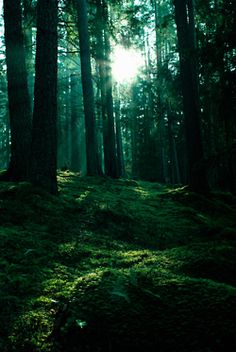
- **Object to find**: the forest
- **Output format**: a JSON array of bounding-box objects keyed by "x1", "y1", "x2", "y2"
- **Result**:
[{"x1": 0, "y1": 0, "x2": 236, "y2": 351}]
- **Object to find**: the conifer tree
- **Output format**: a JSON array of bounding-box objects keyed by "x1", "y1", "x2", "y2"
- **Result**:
[
  {"x1": 3, "y1": 0, "x2": 32, "y2": 180},
  {"x1": 28, "y1": 0, "x2": 58, "y2": 194},
  {"x1": 75, "y1": 0, "x2": 100, "y2": 175},
  {"x1": 173, "y1": 0, "x2": 208, "y2": 192}
]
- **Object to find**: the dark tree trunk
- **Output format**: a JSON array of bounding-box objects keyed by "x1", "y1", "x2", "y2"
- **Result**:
[
  {"x1": 103, "y1": 23, "x2": 118, "y2": 178},
  {"x1": 95, "y1": 65, "x2": 104, "y2": 174},
  {"x1": 131, "y1": 86, "x2": 138, "y2": 177},
  {"x1": 114, "y1": 87, "x2": 125, "y2": 177},
  {"x1": 76, "y1": 0, "x2": 100, "y2": 175},
  {"x1": 173, "y1": 0, "x2": 208, "y2": 192},
  {"x1": 5, "y1": 109, "x2": 10, "y2": 168},
  {"x1": 28, "y1": 0, "x2": 58, "y2": 194},
  {"x1": 70, "y1": 73, "x2": 81, "y2": 172},
  {"x1": 94, "y1": 3, "x2": 107, "y2": 174},
  {"x1": 65, "y1": 72, "x2": 71, "y2": 168},
  {"x1": 3, "y1": 0, "x2": 32, "y2": 180},
  {"x1": 22, "y1": 0, "x2": 35, "y2": 108},
  {"x1": 95, "y1": 0, "x2": 118, "y2": 178},
  {"x1": 167, "y1": 106, "x2": 181, "y2": 184}
]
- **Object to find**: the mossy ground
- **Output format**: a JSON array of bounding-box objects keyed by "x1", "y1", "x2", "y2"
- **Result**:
[{"x1": 0, "y1": 171, "x2": 236, "y2": 351}]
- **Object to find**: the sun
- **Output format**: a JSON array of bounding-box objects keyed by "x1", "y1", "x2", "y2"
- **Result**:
[{"x1": 111, "y1": 46, "x2": 143, "y2": 83}]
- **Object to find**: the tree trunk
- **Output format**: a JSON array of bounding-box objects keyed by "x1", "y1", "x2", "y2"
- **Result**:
[
  {"x1": 167, "y1": 106, "x2": 181, "y2": 184},
  {"x1": 22, "y1": 0, "x2": 35, "y2": 109},
  {"x1": 95, "y1": 64, "x2": 104, "y2": 174},
  {"x1": 114, "y1": 86, "x2": 125, "y2": 177},
  {"x1": 3, "y1": 0, "x2": 32, "y2": 180},
  {"x1": 5, "y1": 109, "x2": 10, "y2": 168},
  {"x1": 103, "y1": 29, "x2": 118, "y2": 178},
  {"x1": 131, "y1": 86, "x2": 138, "y2": 177},
  {"x1": 65, "y1": 72, "x2": 71, "y2": 168},
  {"x1": 153, "y1": 0, "x2": 162, "y2": 68},
  {"x1": 173, "y1": 0, "x2": 208, "y2": 192},
  {"x1": 70, "y1": 72, "x2": 81, "y2": 172},
  {"x1": 94, "y1": 3, "x2": 107, "y2": 175},
  {"x1": 75, "y1": 0, "x2": 100, "y2": 175},
  {"x1": 29, "y1": 0, "x2": 58, "y2": 194},
  {"x1": 95, "y1": 0, "x2": 118, "y2": 178}
]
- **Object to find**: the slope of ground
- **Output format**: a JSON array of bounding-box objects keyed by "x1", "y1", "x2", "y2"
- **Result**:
[{"x1": 0, "y1": 171, "x2": 236, "y2": 351}]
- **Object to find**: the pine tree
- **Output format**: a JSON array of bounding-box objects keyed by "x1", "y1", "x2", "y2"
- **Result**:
[
  {"x1": 3, "y1": 0, "x2": 32, "y2": 180},
  {"x1": 75, "y1": 0, "x2": 100, "y2": 175},
  {"x1": 28, "y1": 0, "x2": 58, "y2": 194},
  {"x1": 173, "y1": 0, "x2": 208, "y2": 192}
]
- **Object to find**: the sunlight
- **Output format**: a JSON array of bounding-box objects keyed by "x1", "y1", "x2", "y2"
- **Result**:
[{"x1": 111, "y1": 46, "x2": 143, "y2": 83}]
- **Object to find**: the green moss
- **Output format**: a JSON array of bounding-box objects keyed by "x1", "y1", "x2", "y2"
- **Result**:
[{"x1": 0, "y1": 172, "x2": 236, "y2": 351}]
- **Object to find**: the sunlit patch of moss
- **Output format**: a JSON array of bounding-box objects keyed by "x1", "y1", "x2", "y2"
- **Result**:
[
  {"x1": 58, "y1": 241, "x2": 78, "y2": 253},
  {"x1": 9, "y1": 308, "x2": 54, "y2": 352},
  {"x1": 75, "y1": 190, "x2": 91, "y2": 202},
  {"x1": 115, "y1": 249, "x2": 152, "y2": 267},
  {"x1": 48, "y1": 266, "x2": 236, "y2": 352},
  {"x1": 133, "y1": 186, "x2": 152, "y2": 199}
]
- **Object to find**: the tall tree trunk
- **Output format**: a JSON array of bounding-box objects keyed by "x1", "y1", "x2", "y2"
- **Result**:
[
  {"x1": 153, "y1": 0, "x2": 162, "y2": 68},
  {"x1": 70, "y1": 72, "x2": 81, "y2": 172},
  {"x1": 114, "y1": 86, "x2": 125, "y2": 177},
  {"x1": 95, "y1": 0, "x2": 118, "y2": 178},
  {"x1": 29, "y1": 0, "x2": 58, "y2": 194},
  {"x1": 65, "y1": 72, "x2": 71, "y2": 168},
  {"x1": 167, "y1": 105, "x2": 181, "y2": 184},
  {"x1": 94, "y1": 1, "x2": 107, "y2": 175},
  {"x1": 3, "y1": 0, "x2": 32, "y2": 180},
  {"x1": 57, "y1": 72, "x2": 70, "y2": 169},
  {"x1": 131, "y1": 86, "x2": 138, "y2": 177},
  {"x1": 22, "y1": 0, "x2": 35, "y2": 109},
  {"x1": 103, "y1": 28, "x2": 118, "y2": 178},
  {"x1": 95, "y1": 64, "x2": 104, "y2": 174},
  {"x1": 152, "y1": 3, "x2": 168, "y2": 183},
  {"x1": 5, "y1": 109, "x2": 10, "y2": 168},
  {"x1": 173, "y1": 0, "x2": 208, "y2": 192},
  {"x1": 75, "y1": 0, "x2": 100, "y2": 175}
]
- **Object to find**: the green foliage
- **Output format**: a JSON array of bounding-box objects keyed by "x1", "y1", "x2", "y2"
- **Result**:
[{"x1": 0, "y1": 172, "x2": 236, "y2": 351}]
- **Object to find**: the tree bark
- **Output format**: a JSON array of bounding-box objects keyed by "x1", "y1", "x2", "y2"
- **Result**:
[
  {"x1": 173, "y1": 0, "x2": 208, "y2": 192},
  {"x1": 29, "y1": 0, "x2": 58, "y2": 194},
  {"x1": 22, "y1": 0, "x2": 35, "y2": 108},
  {"x1": 70, "y1": 72, "x2": 81, "y2": 172},
  {"x1": 75, "y1": 0, "x2": 100, "y2": 175},
  {"x1": 95, "y1": 0, "x2": 118, "y2": 178},
  {"x1": 3, "y1": 0, "x2": 32, "y2": 180},
  {"x1": 114, "y1": 86, "x2": 125, "y2": 177}
]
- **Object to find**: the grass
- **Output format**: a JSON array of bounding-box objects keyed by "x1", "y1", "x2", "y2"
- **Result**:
[{"x1": 0, "y1": 171, "x2": 236, "y2": 351}]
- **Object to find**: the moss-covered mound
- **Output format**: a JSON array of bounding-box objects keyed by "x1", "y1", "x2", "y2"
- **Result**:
[{"x1": 0, "y1": 172, "x2": 236, "y2": 351}]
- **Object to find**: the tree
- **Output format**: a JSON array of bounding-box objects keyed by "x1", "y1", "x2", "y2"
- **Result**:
[
  {"x1": 173, "y1": 0, "x2": 208, "y2": 192},
  {"x1": 3, "y1": 0, "x2": 32, "y2": 180},
  {"x1": 75, "y1": 0, "x2": 100, "y2": 175},
  {"x1": 22, "y1": 0, "x2": 35, "y2": 107},
  {"x1": 28, "y1": 0, "x2": 58, "y2": 194},
  {"x1": 1, "y1": 0, "x2": 234, "y2": 193},
  {"x1": 197, "y1": 0, "x2": 236, "y2": 193},
  {"x1": 114, "y1": 85, "x2": 125, "y2": 177},
  {"x1": 95, "y1": 0, "x2": 118, "y2": 178},
  {"x1": 70, "y1": 72, "x2": 82, "y2": 172}
]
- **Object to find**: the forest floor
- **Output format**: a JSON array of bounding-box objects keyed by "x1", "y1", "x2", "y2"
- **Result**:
[{"x1": 0, "y1": 171, "x2": 236, "y2": 351}]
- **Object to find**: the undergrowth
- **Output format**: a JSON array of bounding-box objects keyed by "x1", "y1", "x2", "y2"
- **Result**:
[{"x1": 0, "y1": 171, "x2": 236, "y2": 351}]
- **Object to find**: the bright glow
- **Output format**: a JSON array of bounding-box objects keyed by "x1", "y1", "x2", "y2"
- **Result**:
[{"x1": 111, "y1": 46, "x2": 143, "y2": 83}]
